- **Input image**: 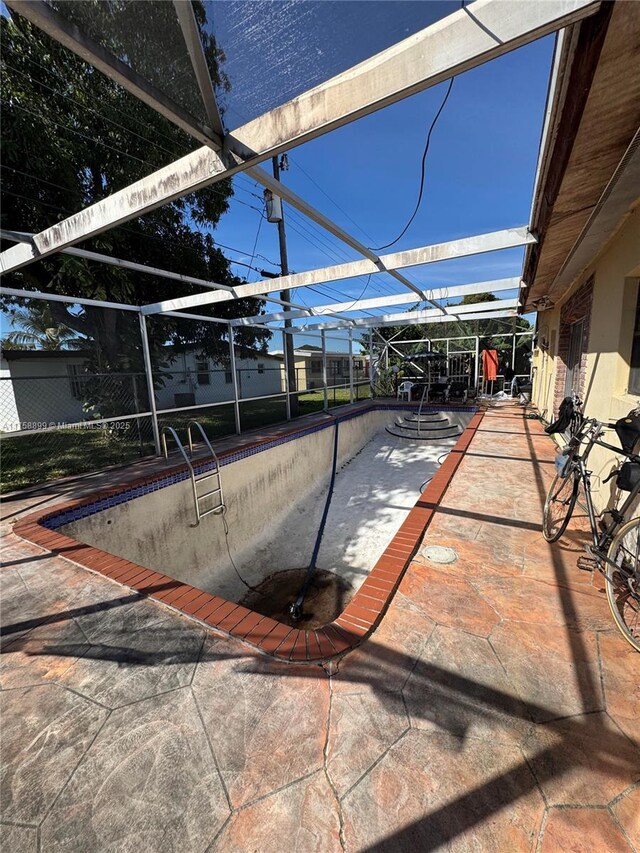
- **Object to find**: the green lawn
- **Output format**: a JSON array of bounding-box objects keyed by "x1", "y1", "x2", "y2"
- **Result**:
[
  {"x1": 1, "y1": 385, "x2": 371, "y2": 493},
  {"x1": 1, "y1": 425, "x2": 155, "y2": 494}
]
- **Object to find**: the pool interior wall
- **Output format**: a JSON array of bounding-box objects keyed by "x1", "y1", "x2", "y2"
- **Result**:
[{"x1": 61, "y1": 408, "x2": 473, "y2": 603}]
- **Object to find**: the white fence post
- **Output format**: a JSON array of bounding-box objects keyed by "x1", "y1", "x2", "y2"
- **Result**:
[
  {"x1": 369, "y1": 328, "x2": 375, "y2": 398},
  {"x1": 138, "y1": 312, "x2": 161, "y2": 455},
  {"x1": 348, "y1": 328, "x2": 354, "y2": 404},
  {"x1": 321, "y1": 330, "x2": 328, "y2": 411},
  {"x1": 282, "y1": 328, "x2": 291, "y2": 420},
  {"x1": 228, "y1": 323, "x2": 241, "y2": 434}
]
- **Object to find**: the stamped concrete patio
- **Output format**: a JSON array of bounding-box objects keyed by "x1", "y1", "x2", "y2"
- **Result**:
[{"x1": 1, "y1": 405, "x2": 638, "y2": 852}]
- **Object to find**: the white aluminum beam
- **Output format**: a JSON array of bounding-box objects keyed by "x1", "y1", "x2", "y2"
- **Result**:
[
  {"x1": 142, "y1": 228, "x2": 533, "y2": 315},
  {"x1": 173, "y1": 0, "x2": 225, "y2": 137},
  {"x1": 3, "y1": 0, "x2": 221, "y2": 146},
  {"x1": 0, "y1": 0, "x2": 596, "y2": 276},
  {"x1": 1, "y1": 0, "x2": 421, "y2": 304},
  {"x1": 370, "y1": 309, "x2": 517, "y2": 330},
  {"x1": 231, "y1": 276, "x2": 521, "y2": 326},
  {"x1": 0, "y1": 229, "x2": 236, "y2": 293},
  {"x1": 292, "y1": 308, "x2": 518, "y2": 333},
  {"x1": 0, "y1": 285, "x2": 139, "y2": 312},
  {"x1": 292, "y1": 299, "x2": 518, "y2": 332},
  {"x1": 0, "y1": 229, "x2": 312, "y2": 313}
]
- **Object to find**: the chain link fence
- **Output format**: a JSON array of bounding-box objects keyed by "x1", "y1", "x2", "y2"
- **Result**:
[
  {"x1": 1, "y1": 304, "x2": 372, "y2": 493},
  {"x1": 0, "y1": 370, "x2": 156, "y2": 493}
]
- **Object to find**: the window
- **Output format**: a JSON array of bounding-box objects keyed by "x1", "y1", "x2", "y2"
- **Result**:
[
  {"x1": 67, "y1": 364, "x2": 83, "y2": 399},
  {"x1": 225, "y1": 370, "x2": 233, "y2": 384},
  {"x1": 629, "y1": 286, "x2": 640, "y2": 395},
  {"x1": 196, "y1": 360, "x2": 210, "y2": 385},
  {"x1": 310, "y1": 359, "x2": 322, "y2": 374},
  {"x1": 564, "y1": 320, "x2": 584, "y2": 397},
  {"x1": 257, "y1": 362, "x2": 265, "y2": 374}
]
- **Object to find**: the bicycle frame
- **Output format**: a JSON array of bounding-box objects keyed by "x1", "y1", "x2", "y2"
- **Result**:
[{"x1": 570, "y1": 424, "x2": 640, "y2": 561}]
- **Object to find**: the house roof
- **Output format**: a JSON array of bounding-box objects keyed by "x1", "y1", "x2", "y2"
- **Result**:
[
  {"x1": 164, "y1": 343, "x2": 282, "y2": 361},
  {"x1": 2, "y1": 349, "x2": 90, "y2": 361},
  {"x1": 269, "y1": 349, "x2": 361, "y2": 359},
  {"x1": 522, "y1": 1, "x2": 640, "y2": 312}
]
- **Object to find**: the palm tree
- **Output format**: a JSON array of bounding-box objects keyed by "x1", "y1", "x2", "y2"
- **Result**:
[{"x1": 1, "y1": 304, "x2": 84, "y2": 350}]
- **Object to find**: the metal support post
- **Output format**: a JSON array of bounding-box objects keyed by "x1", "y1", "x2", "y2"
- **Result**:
[
  {"x1": 321, "y1": 330, "x2": 329, "y2": 411},
  {"x1": 138, "y1": 312, "x2": 161, "y2": 455},
  {"x1": 369, "y1": 328, "x2": 375, "y2": 398},
  {"x1": 474, "y1": 334, "x2": 480, "y2": 391},
  {"x1": 272, "y1": 155, "x2": 299, "y2": 416},
  {"x1": 228, "y1": 323, "x2": 241, "y2": 434},
  {"x1": 282, "y1": 328, "x2": 291, "y2": 419},
  {"x1": 348, "y1": 328, "x2": 354, "y2": 404}
]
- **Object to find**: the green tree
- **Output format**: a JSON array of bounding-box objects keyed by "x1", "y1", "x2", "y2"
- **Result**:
[
  {"x1": 0, "y1": 2, "x2": 271, "y2": 376},
  {"x1": 1, "y1": 302, "x2": 84, "y2": 350}
]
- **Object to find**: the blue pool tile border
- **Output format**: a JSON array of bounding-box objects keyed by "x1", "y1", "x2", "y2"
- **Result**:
[{"x1": 43, "y1": 403, "x2": 478, "y2": 530}]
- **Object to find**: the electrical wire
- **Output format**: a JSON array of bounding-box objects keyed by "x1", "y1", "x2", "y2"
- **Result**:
[
  {"x1": 3, "y1": 61, "x2": 411, "y2": 306},
  {"x1": 370, "y1": 76, "x2": 455, "y2": 251},
  {"x1": 0, "y1": 166, "x2": 280, "y2": 273},
  {"x1": 3, "y1": 61, "x2": 182, "y2": 159},
  {"x1": 221, "y1": 506, "x2": 258, "y2": 592},
  {"x1": 245, "y1": 210, "x2": 265, "y2": 282},
  {"x1": 5, "y1": 11, "x2": 439, "y2": 309},
  {"x1": 291, "y1": 159, "x2": 378, "y2": 245}
]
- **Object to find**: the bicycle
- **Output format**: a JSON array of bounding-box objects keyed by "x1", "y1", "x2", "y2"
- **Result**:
[{"x1": 542, "y1": 397, "x2": 640, "y2": 652}]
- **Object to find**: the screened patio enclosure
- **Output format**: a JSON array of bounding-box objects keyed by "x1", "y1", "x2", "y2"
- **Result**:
[{"x1": 0, "y1": 1, "x2": 602, "y2": 489}]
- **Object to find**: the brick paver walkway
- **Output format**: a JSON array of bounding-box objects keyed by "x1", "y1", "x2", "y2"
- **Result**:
[{"x1": 1, "y1": 405, "x2": 638, "y2": 851}]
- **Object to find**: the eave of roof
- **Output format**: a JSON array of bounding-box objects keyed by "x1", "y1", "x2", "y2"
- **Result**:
[{"x1": 522, "y1": 1, "x2": 640, "y2": 312}]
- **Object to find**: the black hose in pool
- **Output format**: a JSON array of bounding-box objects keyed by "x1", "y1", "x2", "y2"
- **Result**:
[{"x1": 289, "y1": 418, "x2": 340, "y2": 621}]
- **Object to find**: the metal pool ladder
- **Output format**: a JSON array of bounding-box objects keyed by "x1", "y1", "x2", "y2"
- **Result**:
[{"x1": 161, "y1": 421, "x2": 224, "y2": 526}]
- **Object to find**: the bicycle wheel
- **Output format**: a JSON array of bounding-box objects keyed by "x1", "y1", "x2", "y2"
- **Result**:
[
  {"x1": 543, "y1": 468, "x2": 580, "y2": 542},
  {"x1": 605, "y1": 517, "x2": 640, "y2": 653}
]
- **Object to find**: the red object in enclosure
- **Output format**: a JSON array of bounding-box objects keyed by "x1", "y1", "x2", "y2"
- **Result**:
[{"x1": 482, "y1": 349, "x2": 498, "y2": 381}]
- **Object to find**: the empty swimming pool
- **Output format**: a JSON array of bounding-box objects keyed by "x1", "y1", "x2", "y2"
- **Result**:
[{"x1": 55, "y1": 407, "x2": 472, "y2": 610}]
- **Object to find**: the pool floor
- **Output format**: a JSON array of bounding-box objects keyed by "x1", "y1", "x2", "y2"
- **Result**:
[{"x1": 229, "y1": 428, "x2": 460, "y2": 600}]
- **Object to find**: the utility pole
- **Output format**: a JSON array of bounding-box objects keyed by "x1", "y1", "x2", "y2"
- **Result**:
[{"x1": 269, "y1": 155, "x2": 298, "y2": 416}]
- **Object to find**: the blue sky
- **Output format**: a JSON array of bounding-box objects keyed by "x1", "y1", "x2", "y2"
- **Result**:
[
  {"x1": 204, "y1": 2, "x2": 554, "y2": 349},
  {"x1": 2, "y1": 1, "x2": 553, "y2": 352}
]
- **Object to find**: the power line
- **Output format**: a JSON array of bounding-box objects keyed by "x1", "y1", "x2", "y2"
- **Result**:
[
  {"x1": 245, "y1": 210, "x2": 265, "y2": 282},
  {"x1": 3, "y1": 33, "x2": 185, "y2": 151},
  {"x1": 0, "y1": 186, "x2": 278, "y2": 279},
  {"x1": 8, "y1": 103, "x2": 159, "y2": 169},
  {"x1": 291, "y1": 159, "x2": 377, "y2": 245},
  {"x1": 3, "y1": 61, "x2": 182, "y2": 159},
  {"x1": 4, "y1": 51, "x2": 407, "y2": 303},
  {"x1": 0, "y1": 164, "x2": 278, "y2": 269}
]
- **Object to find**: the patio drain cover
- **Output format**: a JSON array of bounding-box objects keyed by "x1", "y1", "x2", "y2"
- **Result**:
[{"x1": 421, "y1": 545, "x2": 458, "y2": 564}]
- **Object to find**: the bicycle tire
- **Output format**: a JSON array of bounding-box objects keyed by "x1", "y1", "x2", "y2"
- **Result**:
[
  {"x1": 605, "y1": 517, "x2": 640, "y2": 653},
  {"x1": 543, "y1": 469, "x2": 580, "y2": 542}
]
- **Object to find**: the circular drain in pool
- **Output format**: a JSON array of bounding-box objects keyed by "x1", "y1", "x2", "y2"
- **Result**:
[
  {"x1": 241, "y1": 569, "x2": 354, "y2": 630},
  {"x1": 421, "y1": 545, "x2": 458, "y2": 564}
]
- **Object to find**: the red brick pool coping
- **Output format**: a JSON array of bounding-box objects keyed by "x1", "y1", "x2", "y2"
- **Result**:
[{"x1": 13, "y1": 409, "x2": 484, "y2": 663}]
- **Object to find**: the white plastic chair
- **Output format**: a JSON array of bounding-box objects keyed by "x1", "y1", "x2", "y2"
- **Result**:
[{"x1": 397, "y1": 381, "x2": 415, "y2": 401}]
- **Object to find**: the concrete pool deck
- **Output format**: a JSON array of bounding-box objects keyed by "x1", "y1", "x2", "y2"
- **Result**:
[
  {"x1": 10, "y1": 404, "x2": 478, "y2": 661},
  {"x1": 1, "y1": 403, "x2": 639, "y2": 851}
]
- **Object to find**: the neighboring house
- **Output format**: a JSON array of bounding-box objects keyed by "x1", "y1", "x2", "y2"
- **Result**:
[
  {"x1": 271, "y1": 345, "x2": 368, "y2": 390},
  {"x1": 0, "y1": 350, "x2": 91, "y2": 431},
  {"x1": 0, "y1": 347, "x2": 284, "y2": 431},
  {"x1": 524, "y1": 1, "x2": 640, "y2": 512},
  {"x1": 155, "y1": 347, "x2": 284, "y2": 409}
]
